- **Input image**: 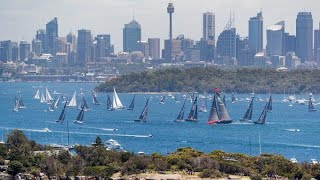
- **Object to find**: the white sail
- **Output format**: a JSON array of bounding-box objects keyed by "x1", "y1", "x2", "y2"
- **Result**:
[
  {"x1": 67, "y1": 91, "x2": 77, "y2": 107},
  {"x1": 112, "y1": 88, "x2": 124, "y2": 109},
  {"x1": 54, "y1": 96, "x2": 60, "y2": 108},
  {"x1": 33, "y1": 89, "x2": 40, "y2": 99},
  {"x1": 45, "y1": 87, "x2": 54, "y2": 101},
  {"x1": 40, "y1": 92, "x2": 46, "y2": 103}
]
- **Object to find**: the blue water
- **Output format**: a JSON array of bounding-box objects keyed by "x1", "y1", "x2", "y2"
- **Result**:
[{"x1": 1, "y1": 82, "x2": 320, "y2": 162}]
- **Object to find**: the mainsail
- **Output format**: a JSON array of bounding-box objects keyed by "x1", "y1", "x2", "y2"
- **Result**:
[
  {"x1": 18, "y1": 95, "x2": 26, "y2": 109},
  {"x1": 40, "y1": 92, "x2": 46, "y2": 103},
  {"x1": 33, "y1": 89, "x2": 40, "y2": 99},
  {"x1": 56, "y1": 103, "x2": 67, "y2": 123},
  {"x1": 127, "y1": 95, "x2": 135, "y2": 110},
  {"x1": 239, "y1": 97, "x2": 255, "y2": 122},
  {"x1": 74, "y1": 106, "x2": 85, "y2": 124},
  {"x1": 78, "y1": 96, "x2": 90, "y2": 111},
  {"x1": 112, "y1": 88, "x2": 124, "y2": 109},
  {"x1": 175, "y1": 99, "x2": 186, "y2": 122},
  {"x1": 107, "y1": 95, "x2": 114, "y2": 111},
  {"x1": 45, "y1": 87, "x2": 54, "y2": 103},
  {"x1": 67, "y1": 91, "x2": 77, "y2": 107},
  {"x1": 54, "y1": 96, "x2": 60, "y2": 108},
  {"x1": 134, "y1": 99, "x2": 149, "y2": 122},
  {"x1": 13, "y1": 96, "x2": 19, "y2": 112},
  {"x1": 185, "y1": 97, "x2": 198, "y2": 122},
  {"x1": 207, "y1": 95, "x2": 219, "y2": 124}
]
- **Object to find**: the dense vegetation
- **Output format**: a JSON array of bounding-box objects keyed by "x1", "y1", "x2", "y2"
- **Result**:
[
  {"x1": 2, "y1": 129, "x2": 320, "y2": 179},
  {"x1": 95, "y1": 67, "x2": 320, "y2": 94}
]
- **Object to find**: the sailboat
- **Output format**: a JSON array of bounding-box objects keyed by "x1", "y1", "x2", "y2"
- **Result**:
[
  {"x1": 175, "y1": 99, "x2": 186, "y2": 122},
  {"x1": 56, "y1": 103, "x2": 67, "y2": 123},
  {"x1": 239, "y1": 97, "x2": 255, "y2": 123},
  {"x1": 74, "y1": 106, "x2": 85, "y2": 124},
  {"x1": 231, "y1": 93, "x2": 237, "y2": 103},
  {"x1": 13, "y1": 96, "x2": 19, "y2": 112},
  {"x1": 199, "y1": 98, "x2": 207, "y2": 112},
  {"x1": 185, "y1": 97, "x2": 198, "y2": 122},
  {"x1": 48, "y1": 100, "x2": 55, "y2": 112},
  {"x1": 207, "y1": 89, "x2": 232, "y2": 124},
  {"x1": 223, "y1": 95, "x2": 227, "y2": 107},
  {"x1": 33, "y1": 89, "x2": 40, "y2": 99},
  {"x1": 18, "y1": 95, "x2": 26, "y2": 109},
  {"x1": 92, "y1": 91, "x2": 100, "y2": 105},
  {"x1": 266, "y1": 95, "x2": 272, "y2": 112},
  {"x1": 45, "y1": 87, "x2": 54, "y2": 104},
  {"x1": 40, "y1": 92, "x2": 46, "y2": 103},
  {"x1": 134, "y1": 99, "x2": 149, "y2": 122},
  {"x1": 112, "y1": 88, "x2": 125, "y2": 109},
  {"x1": 107, "y1": 95, "x2": 114, "y2": 111},
  {"x1": 127, "y1": 95, "x2": 135, "y2": 110},
  {"x1": 308, "y1": 97, "x2": 317, "y2": 112},
  {"x1": 67, "y1": 91, "x2": 77, "y2": 107},
  {"x1": 254, "y1": 102, "x2": 268, "y2": 125},
  {"x1": 159, "y1": 95, "x2": 166, "y2": 104},
  {"x1": 78, "y1": 96, "x2": 90, "y2": 111}
]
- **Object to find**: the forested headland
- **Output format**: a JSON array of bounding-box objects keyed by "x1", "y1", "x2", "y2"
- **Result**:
[
  {"x1": 95, "y1": 67, "x2": 320, "y2": 94},
  {"x1": 1, "y1": 129, "x2": 320, "y2": 179}
]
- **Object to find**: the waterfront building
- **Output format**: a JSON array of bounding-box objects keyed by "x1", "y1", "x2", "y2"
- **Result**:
[
  {"x1": 123, "y1": 19, "x2": 141, "y2": 52},
  {"x1": 296, "y1": 12, "x2": 313, "y2": 62},
  {"x1": 148, "y1": 38, "x2": 160, "y2": 60},
  {"x1": 266, "y1": 21, "x2": 285, "y2": 56},
  {"x1": 203, "y1": 12, "x2": 215, "y2": 43},
  {"x1": 45, "y1": 17, "x2": 58, "y2": 54},
  {"x1": 77, "y1": 29, "x2": 92, "y2": 66},
  {"x1": 248, "y1": 11, "x2": 263, "y2": 53}
]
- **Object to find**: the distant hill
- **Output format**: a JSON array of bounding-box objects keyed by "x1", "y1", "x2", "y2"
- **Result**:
[{"x1": 95, "y1": 67, "x2": 320, "y2": 94}]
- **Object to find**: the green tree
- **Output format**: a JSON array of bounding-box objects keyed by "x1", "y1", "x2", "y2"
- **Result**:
[{"x1": 7, "y1": 160, "x2": 23, "y2": 176}]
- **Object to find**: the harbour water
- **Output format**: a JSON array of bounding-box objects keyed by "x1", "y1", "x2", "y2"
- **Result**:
[{"x1": 1, "y1": 82, "x2": 320, "y2": 162}]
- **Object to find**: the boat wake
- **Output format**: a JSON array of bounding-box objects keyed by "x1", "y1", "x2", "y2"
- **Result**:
[
  {"x1": 273, "y1": 142, "x2": 320, "y2": 149},
  {"x1": 285, "y1": 129, "x2": 300, "y2": 132},
  {"x1": 83, "y1": 126, "x2": 119, "y2": 131}
]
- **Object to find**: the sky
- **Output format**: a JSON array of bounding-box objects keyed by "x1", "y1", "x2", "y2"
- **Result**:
[{"x1": 0, "y1": 0, "x2": 319, "y2": 52}]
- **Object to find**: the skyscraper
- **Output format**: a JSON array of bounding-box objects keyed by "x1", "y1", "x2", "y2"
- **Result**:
[
  {"x1": 296, "y1": 12, "x2": 313, "y2": 62},
  {"x1": 266, "y1": 21, "x2": 285, "y2": 56},
  {"x1": 35, "y1": 29, "x2": 46, "y2": 53},
  {"x1": 248, "y1": 11, "x2": 263, "y2": 53},
  {"x1": 0, "y1": 41, "x2": 14, "y2": 62},
  {"x1": 137, "y1": 41, "x2": 149, "y2": 58},
  {"x1": 32, "y1": 39, "x2": 42, "y2": 56},
  {"x1": 203, "y1": 12, "x2": 215, "y2": 42},
  {"x1": 284, "y1": 33, "x2": 296, "y2": 55},
  {"x1": 123, "y1": 19, "x2": 141, "y2": 52},
  {"x1": 167, "y1": 2, "x2": 174, "y2": 61},
  {"x1": 66, "y1": 32, "x2": 77, "y2": 52},
  {"x1": 148, "y1": 38, "x2": 160, "y2": 60},
  {"x1": 46, "y1": 17, "x2": 58, "y2": 54},
  {"x1": 19, "y1": 41, "x2": 31, "y2": 61},
  {"x1": 217, "y1": 18, "x2": 236, "y2": 60},
  {"x1": 77, "y1": 29, "x2": 92, "y2": 66},
  {"x1": 54, "y1": 37, "x2": 67, "y2": 54},
  {"x1": 314, "y1": 23, "x2": 320, "y2": 62}
]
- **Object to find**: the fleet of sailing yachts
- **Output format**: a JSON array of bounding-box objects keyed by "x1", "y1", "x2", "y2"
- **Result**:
[{"x1": 13, "y1": 87, "x2": 317, "y2": 125}]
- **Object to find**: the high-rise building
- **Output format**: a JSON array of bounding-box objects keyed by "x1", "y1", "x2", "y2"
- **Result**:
[
  {"x1": 77, "y1": 29, "x2": 92, "y2": 66},
  {"x1": 35, "y1": 29, "x2": 46, "y2": 53},
  {"x1": 248, "y1": 11, "x2": 263, "y2": 53},
  {"x1": 19, "y1": 41, "x2": 31, "y2": 61},
  {"x1": 296, "y1": 12, "x2": 313, "y2": 62},
  {"x1": 32, "y1": 39, "x2": 42, "y2": 56},
  {"x1": 66, "y1": 32, "x2": 77, "y2": 52},
  {"x1": 97, "y1": 34, "x2": 112, "y2": 57},
  {"x1": 163, "y1": 39, "x2": 182, "y2": 61},
  {"x1": 45, "y1": 17, "x2": 58, "y2": 54},
  {"x1": 203, "y1": 12, "x2": 215, "y2": 42},
  {"x1": 0, "y1": 41, "x2": 14, "y2": 62},
  {"x1": 266, "y1": 21, "x2": 285, "y2": 56},
  {"x1": 314, "y1": 23, "x2": 320, "y2": 62},
  {"x1": 137, "y1": 41, "x2": 149, "y2": 58},
  {"x1": 123, "y1": 19, "x2": 141, "y2": 52},
  {"x1": 284, "y1": 33, "x2": 296, "y2": 55},
  {"x1": 217, "y1": 28, "x2": 236, "y2": 60},
  {"x1": 54, "y1": 37, "x2": 67, "y2": 55},
  {"x1": 148, "y1": 38, "x2": 160, "y2": 60}
]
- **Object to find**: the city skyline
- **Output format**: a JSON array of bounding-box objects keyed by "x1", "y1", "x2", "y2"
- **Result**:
[{"x1": 1, "y1": 0, "x2": 320, "y2": 52}]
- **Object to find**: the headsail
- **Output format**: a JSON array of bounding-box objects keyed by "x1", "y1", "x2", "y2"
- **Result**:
[
  {"x1": 185, "y1": 97, "x2": 198, "y2": 122},
  {"x1": 56, "y1": 103, "x2": 67, "y2": 123},
  {"x1": 33, "y1": 89, "x2": 40, "y2": 99},
  {"x1": 207, "y1": 95, "x2": 219, "y2": 124},
  {"x1": 40, "y1": 92, "x2": 46, "y2": 103},
  {"x1": 45, "y1": 87, "x2": 54, "y2": 103},
  {"x1": 254, "y1": 102, "x2": 268, "y2": 125},
  {"x1": 266, "y1": 95, "x2": 272, "y2": 112},
  {"x1": 13, "y1": 96, "x2": 19, "y2": 112},
  {"x1": 92, "y1": 91, "x2": 100, "y2": 105},
  {"x1": 74, "y1": 106, "x2": 85, "y2": 124},
  {"x1": 67, "y1": 91, "x2": 77, "y2": 107},
  {"x1": 239, "y1": 97, "x2": 255, "y2": 122},
  {"x1": 107, "y1": 95, "x2": 114, "y2": 111},
  {"x1": 199, "y1": 98, "x2": 208, "y2": 112},
  {"x1": 54, "y1": 96, "x2": 60, "y2": 108}
]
